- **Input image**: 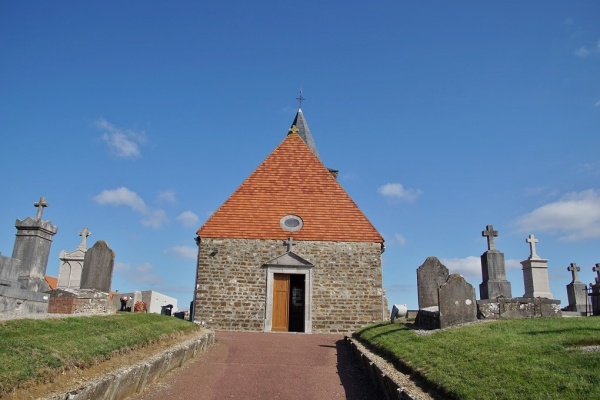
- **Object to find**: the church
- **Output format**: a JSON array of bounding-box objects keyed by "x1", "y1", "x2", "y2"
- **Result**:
[{"x1": 194, "y1": 105, "x2": 386, "y2": 333}]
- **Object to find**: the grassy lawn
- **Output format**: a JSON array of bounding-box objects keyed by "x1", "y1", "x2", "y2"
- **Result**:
[
  {"x1": 0, "y1": 313, "x2": 201, "y2": 395},
  {"x1": 355, "y1": 318, "x2": 600, "y2": 400}
]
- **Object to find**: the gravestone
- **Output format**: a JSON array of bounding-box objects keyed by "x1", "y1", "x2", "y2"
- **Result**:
[
  {"x1": 565, "y1": 263, "x2": 588, "y2": 314},
  {"x1": 479, "y1": 225, "x2": 512, "y2": 300},
  {"x1": 80, "y1": 240, "x2": 114, "y2": 292},
  {"x1": 12, "y1": 197, "x2": 58, "y2": 292},
  {"x1": 520, "y1": 234, "x2": 553, "y2": 299},
  {"x1": 417, "y1": 256, "x2": 449, "y2": 309},
  {"x1": 57, "y1": 227, "x2": 92, "y2": 288},
  {"x1": 438, "y1": 274, "x2": 477, "y2": 328},
  {"x1": 591, "y1": 264, "x2": 600, "y2": 316}
]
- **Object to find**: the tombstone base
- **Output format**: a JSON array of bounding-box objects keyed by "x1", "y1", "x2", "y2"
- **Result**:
[
  {"x1": 479, "y1": 280, "x2": 512, "y2": 300},
  {"x1": 18, "y1": 276, "x2": 50, "y2": 293},
  {"x1": 477, "y1": 297, "x2": 562, "y2": 320},
  {"x1": 0, "y1": 285, "x2": 49, "y2": 314},
  {"x1": 48, "y1": 288, "x2": 114, "y2": 315},
  {"x1": 415, "y1": 306, "x2": 440, "y2": 329}
]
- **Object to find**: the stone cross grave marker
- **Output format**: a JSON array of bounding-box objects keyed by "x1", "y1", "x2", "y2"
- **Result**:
[
  {"x1": 78, "y1": 227, "x2": 92, "y2": 249},
  {"x1": 482, "y1": 225, "x2": 498, "y2": 251},
  {"x1": 568, "y1": 263, "x2": 581, "y2": 283},
  {"x1": 526, "y1": 234, "x2": 540, "y2": 259},
  {"x1": 34, "y1": 197, "x2": 48, "y2": 220},
  {"x1": 594, "y1": 263, "x2": 600, "y2": 284}
]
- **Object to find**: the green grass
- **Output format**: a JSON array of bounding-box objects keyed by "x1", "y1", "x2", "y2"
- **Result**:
[
  {"x1": 0, "y1": 313, "x2": 201, "y2": 394},
  {"x1": 355, "y1": 318, "x2": 600, "y2": 400}
]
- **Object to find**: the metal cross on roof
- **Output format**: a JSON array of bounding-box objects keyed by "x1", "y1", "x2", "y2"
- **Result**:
[
  {"x1": 526, "y1": 234, "x2": 539, "y2": 259},
  {"x1": 34, "y1": 196, "x2": 48, "y2": 220},
  {"x1": 482, "y1": 225, "x2": 498, "y2": 251},
  {"x1": 296, "y1": 89, "x2": 305, "y2": 108},
  {"x1": 284, "y1": 236, "x2": 295, "y2": 252},
  {"x1": 568, "y1": 263, "x2": 581, "y2": 283}
]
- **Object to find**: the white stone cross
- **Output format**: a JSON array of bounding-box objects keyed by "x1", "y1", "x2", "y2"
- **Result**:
[
  {"x1": 526, "y1": 234, "x2": 540, "y2": 259},
  {"x1": 78, "y1": 227, "x2": 92, "y2": 249},
  {"x1": 284, "y1": 236, "x2": 295, "y2": 252},
  {"x1": 593, "y1": 263, "x2": 600, "y2": 284},
  {"x1": 34, "y1": 196, "x2": 48, "y2": 220},
  {"x1": 482, "y1": 225, "x2": 498, "y2": 251},
  {"x1": 568, "y1": 263, "x2": 581, "y2": 283}
]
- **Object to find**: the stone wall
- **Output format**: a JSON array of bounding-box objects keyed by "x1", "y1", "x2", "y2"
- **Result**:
[
  {"x1": 477, "y1": 297, "x2": 562, "y2": 319},
  {"x1": 48, "y1": 288, "x2": 112, "y2": 314},
  {"x1": 195, "y1": 238, "x2": 384, "y2": 333}
]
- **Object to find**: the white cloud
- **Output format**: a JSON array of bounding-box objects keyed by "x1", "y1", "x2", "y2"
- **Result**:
[
  {"x1": 165, "y1": 245, "x2": 197, "y2": 260},
  {"x1": 574, "y1": 39, "x2": 600, "y2": 58},
  {"x1": 95, "y1": 118, "x2": 146, "y2": 158},
  {"x1": 132, "y1": 263, "x2": 163, "y2": 285},
  {"x1": 158, "y1": 190, "x2": 177, "y2": 204},
  {"x1": 377, "y1": 183, "x2": 422, "y2": 201},
  {"x1": 94, "y1": 187, "x2": 168, "y2": 229},
  {"x1": 94, "y1": 187, "x2": 148, "y2": 213},
  {"x1": 141, "y1": 209, "x2": 168, "y2": 229},
  {"x1": 515, "y1": 189, "x2": 600, "y2": 241},
  {"x1": 177, "y1": 211, "x2": 200, "y2": 228},
  {"x1": 114, "y1": 262, "x2": 131, "y2": 272},
  {"x1": 394, "y1": 233, "x2": 407, "y2": 246},
  {"x1": 440, "y1": 256, "x2": 521, "y2": 282},
  {"x1": 441, "y1": 256, "x2": 482, "y2": 281}
]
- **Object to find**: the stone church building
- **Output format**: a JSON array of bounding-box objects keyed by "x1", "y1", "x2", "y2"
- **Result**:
[{"x1": 194, "y1": 107, "x2": 385, "y2": 333}]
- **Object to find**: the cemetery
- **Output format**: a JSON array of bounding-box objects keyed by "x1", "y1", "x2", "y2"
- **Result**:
[{"x1": 0, "y1": 113, "x2": 598, "y2": 399}]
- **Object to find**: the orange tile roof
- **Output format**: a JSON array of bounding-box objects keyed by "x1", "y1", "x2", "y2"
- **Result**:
[
  {"x1": 45, "y1": 275, "x2": 58, "y2": 290},
  {"x1": 197, "y1": 133, "x2": 383, "y2": 243}
]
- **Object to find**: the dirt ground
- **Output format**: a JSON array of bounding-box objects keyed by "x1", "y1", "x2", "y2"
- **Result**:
[{"x1": 3, "y1": 330, "x2": 207, "y2": 400}]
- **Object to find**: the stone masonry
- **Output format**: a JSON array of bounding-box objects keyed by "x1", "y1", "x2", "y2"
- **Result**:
[{"x1": 195, "y1": 238, "x2": 384, "y2": 333}]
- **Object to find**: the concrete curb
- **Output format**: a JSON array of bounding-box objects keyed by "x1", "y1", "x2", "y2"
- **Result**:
[
  {"x1": 345, "y1": 337, "x2": 417, "y2": 400},
  {"x1": 43, "y1": 330, "x2": 215, "y2": 400}
]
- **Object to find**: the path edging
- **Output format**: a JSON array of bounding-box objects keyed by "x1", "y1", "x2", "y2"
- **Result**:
[
  {"x1": 346, "y1": 336, "x2": 417, "y2": 400},
  {"x1": 43, "y1": 330, "x2": 215, "y2": 400}
]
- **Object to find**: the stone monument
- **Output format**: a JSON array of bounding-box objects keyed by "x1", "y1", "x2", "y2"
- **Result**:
[
  {"x1": 565, "y1": 263, "x2": 589, "y2": 314},
  {"x1": 438, "y1": 274, "x2": 477, "y2": 328},
  {"x1": 479, "y1": 225, "x2": 512, "y2": 300},
  {"x1": 80, "y1": 240, "x2": 115, "y2": 292},
  {"x1": 591, "y1": 264, "x2": 600, "y2": 316},
  {"x1": 416, "y1": 256, "x2": 449, "y2": 309},
  {"x1": 520, "y1": 234, "x2": 553, "y2": 298},
  {"x1": 57, "y1": 227, "x2": 91, "y2": 288},
  {"x1": 12, "y1": 197, "x2": 58, "y2": 292}
]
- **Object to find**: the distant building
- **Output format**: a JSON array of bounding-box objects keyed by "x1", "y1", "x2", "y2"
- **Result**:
[
  {"x1": 113, "y1": 290, "x2": 178, "y2": 314},
  {"x1": 194, "y1": 106, "x2": 386, "y2": 333}
]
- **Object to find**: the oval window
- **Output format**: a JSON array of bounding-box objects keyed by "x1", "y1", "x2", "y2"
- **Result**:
[{"x1": 280, "y1": 215, "x2": 303, "y2": 232}]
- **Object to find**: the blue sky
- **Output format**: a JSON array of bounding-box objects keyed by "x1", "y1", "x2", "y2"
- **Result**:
[{"x1": 1, "y1": 1, "x2": 599, "y2": 311}]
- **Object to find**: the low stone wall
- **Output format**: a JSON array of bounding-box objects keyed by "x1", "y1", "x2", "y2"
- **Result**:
[
  {"x1": 346, "y1": 337, "x2": 419, "y2": 400},
  {"x1": 477, "y1": 297, "x2": 562, "y2": 319},
  {"x1": 43, "y1": 330, "x2": 215, "y2": 400},
  {"x1": 48, "y1": 288, "x2": 111, "y2": 314}
]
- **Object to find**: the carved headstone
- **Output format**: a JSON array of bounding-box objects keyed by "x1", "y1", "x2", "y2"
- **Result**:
[
  {"x1": 565, "y1": 263, "x2": 588, "y2": 314},
  {"x1": 521, "y1": 234, "x2": 553, "y2": 299},
  {"x1": 417, "y1": 256, "x2": 449, "y2": 309},
  {"x1": 12, "y1": 196, "x2": 58, "y2": 292},
  {"x1": 438, "y1": 274, "x2": 477, "y2": 329},
  {"x1": 80, "y1": 241, "x2": 114, "y2": 292},
  {"x1": 57, "y1": 228, "x2": 92, "y2": 289},
  {"x1": 479, "y1": 225, "x2": 512, "y2": 300}
]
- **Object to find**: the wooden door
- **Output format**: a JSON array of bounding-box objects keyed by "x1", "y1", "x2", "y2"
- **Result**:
[{"x1": 272, "y1": 274, "x2": 290, "y2": 332}]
